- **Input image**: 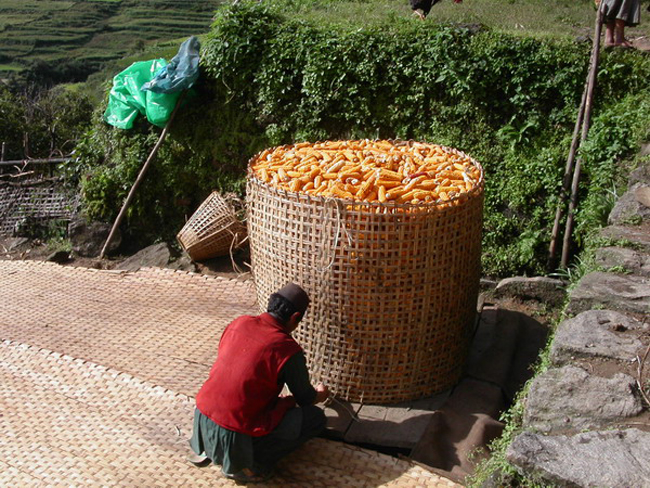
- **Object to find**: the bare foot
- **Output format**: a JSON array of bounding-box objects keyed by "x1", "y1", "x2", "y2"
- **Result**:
[
  {"x1": 412, "y1": 10, "x2": 426, "y2": 20},
  {"x1": 605, "y1": 40, "x2": 634, "y2": 49}
]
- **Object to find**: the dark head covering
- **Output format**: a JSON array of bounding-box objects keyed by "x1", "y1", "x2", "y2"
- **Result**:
[{"x1": 276, "y1": 283, "x2": 310, "y2": 314}]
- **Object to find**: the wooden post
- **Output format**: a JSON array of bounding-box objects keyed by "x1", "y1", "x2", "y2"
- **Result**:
[
  {"x1": 560, "y1": 5, "x2": 604, "y2": 269},
  {"x1": 99, "y1": 92, "x2": 186, "y2": 259}
]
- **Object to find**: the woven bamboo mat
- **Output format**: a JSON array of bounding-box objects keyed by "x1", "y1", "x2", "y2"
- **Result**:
[
  {"x1": 0, "y1": 260, "x2": 257, "y2": 397},
  {"x1": 0, "y1": 261, "x2": 461, "y2": 486},
  {"x1": 0, "y1": 312, "x2": 460, "y2": 488}
]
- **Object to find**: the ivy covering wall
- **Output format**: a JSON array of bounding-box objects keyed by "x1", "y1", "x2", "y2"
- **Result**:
[{"x1": 75, "y1": 1, "x2": 650, "y2": 275}]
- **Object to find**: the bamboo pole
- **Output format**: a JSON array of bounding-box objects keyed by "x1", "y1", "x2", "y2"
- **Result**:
[
  {"x1": 560, "y1": 5, "x2": 604, "y2": 269},
  {"x1": 547, "y1": 76, "x2": 590, "y2": 271},
  {"x1": 99, "y1": 92, "x2": 186, "y2": 259}
]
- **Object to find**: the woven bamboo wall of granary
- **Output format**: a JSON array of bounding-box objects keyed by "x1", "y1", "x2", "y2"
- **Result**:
[
  {"x1": 246, "y1": 142, "x2": 484, "y2": 404},
  {"x1": 0, "y1": 178, "x2": 79, "y2": 237}
]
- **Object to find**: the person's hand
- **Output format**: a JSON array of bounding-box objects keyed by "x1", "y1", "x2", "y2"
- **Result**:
[{"x1": 315, "y1": 383, "x2": 329, "y2": 404}]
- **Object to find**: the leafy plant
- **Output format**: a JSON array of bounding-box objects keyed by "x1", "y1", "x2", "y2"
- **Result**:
[{"x1": 76, "y1": 1, "x2": 650, "y2": 273}]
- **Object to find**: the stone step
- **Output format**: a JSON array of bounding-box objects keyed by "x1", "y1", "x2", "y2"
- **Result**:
[
  {"x1": 506, "y1": 429, "x2": 650, "y2": 487},
  {"x1": 567, "y1": 271, "x2": 650, "y2": 316},
  {"x1": 599, "y1": 222, "x2": 650, "y2": 252},
  {"x1": 550, "y1": 309, "x2": 648, "y2": 365},
  {"x1": 595, "y1": 246, "x2": 650, "y2": 277},
  {"x1": 522, "y1": 364, "x2": 643, "y2": 434}
]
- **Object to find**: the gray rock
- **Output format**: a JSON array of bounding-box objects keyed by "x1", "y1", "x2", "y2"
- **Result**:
[
  {"x1": 608, "y1": 184, "x2": 650, "y2": 225},
  {"x1": 595, "y1": 246, "x2": 650, "y2": 276},
  {"x1": 550, "y1": 310, "x2": 646, "y2": 364},
  {"x1": 46, "y1": 250, "x2": 71, "y2": 264},
  {"x1": 68, "y1": 220, "x2": 121, "y2": 257},
  {"x1": 495, "y1": 276, "x2": 566, "y2": 306},
  {"x1": 166, "y1": 255, "x2": 197, "y2": 272},
  {"x1": 629, "y1": 161, "x2": 650, "y2": 186},
  {"x1": 506, "y1": 429, "x2": 650, "y2": 488},
  {"x1": 599, "y1": 224, "x2": 650, "y2": 252},
  {"x1": 567, "y1": 271, "x2": 650, "y2": 315},
  {"x1": 523, "y1": 365, "x2": 642, "y2": 433},
  {"x1": 114, "y1": 243, "x2": 171, "y2": 272},
  {"x1": 480, "y1": 278, "x2": 497, "y2": 293},
  {"x1": 1, "y1": 237, "x2": 29, "y2": 252}
]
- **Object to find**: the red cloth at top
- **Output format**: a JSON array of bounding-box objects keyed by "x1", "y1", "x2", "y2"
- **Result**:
[{"x1": 196, "y1": 313, "x2": 303, "y2": 437}]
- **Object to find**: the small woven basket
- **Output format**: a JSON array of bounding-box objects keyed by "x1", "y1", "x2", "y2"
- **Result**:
[
  {"x1": 246, "y1": 145, "x2": 484, "y2": 404},
  {"x1": 177, "y1": 192, "x2": 247, "y2": 261}
]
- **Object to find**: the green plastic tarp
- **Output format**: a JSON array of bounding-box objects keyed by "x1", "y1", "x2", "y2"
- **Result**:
[{"x1": 104, "y1": 59, "x2": 181, "y2": 129}]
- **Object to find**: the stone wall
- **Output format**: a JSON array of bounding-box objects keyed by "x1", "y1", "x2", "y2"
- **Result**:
[{"x1": 505, "y1": 166, "x2": 650, "y2": 486}]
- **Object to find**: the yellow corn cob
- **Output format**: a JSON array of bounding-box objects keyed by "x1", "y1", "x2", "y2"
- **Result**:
[
  {"x1": 277, "y1": 168, "x2": 289, "y2": 182},
  {"x1": 251, "y1": 139, "x2": 480, "y2": 205},
  {"x1": 378, "y1": 168, "x2": 403, "y2": 181},
  {"x1": 378, "y1": 185, "x2": 387, "y2": 203},
  {"x1": 289, "y1": 179, "x2": 301, "y2": 192}
]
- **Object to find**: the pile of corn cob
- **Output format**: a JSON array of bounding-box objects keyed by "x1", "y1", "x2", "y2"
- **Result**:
[{"x1": 250, "y1": 139, "x2": 482, "y2": 205}]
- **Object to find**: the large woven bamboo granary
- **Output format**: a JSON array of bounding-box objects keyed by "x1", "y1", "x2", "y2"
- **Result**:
[{"x1": 246, "y1": 139, "x2": 484, "y2": 404}]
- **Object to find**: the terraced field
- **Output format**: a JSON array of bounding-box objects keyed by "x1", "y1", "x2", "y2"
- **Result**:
[{"x1": 0, "y1": 0, "x2": 223, "y2": 78}]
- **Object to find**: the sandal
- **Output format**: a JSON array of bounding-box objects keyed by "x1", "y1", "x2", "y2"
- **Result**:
[{"x1": 187, "y1": 451, "x2": 211, "y2": 467}]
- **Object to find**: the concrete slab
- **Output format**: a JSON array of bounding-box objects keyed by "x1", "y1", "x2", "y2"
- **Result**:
[
  {"x1": 344, "y1": 404, "x2": 436, "y2": 449},
  {"x1": 323, "y1": 398, "x2": 360, "y2": 440}
]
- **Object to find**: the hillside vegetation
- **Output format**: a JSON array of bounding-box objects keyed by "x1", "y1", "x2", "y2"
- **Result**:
[
  {"x1": 72, "y1": 0, "x2": 650, "y2": 276},
  {"x1": 0, "y1": 0, "x2": 223, "y2": 83}
]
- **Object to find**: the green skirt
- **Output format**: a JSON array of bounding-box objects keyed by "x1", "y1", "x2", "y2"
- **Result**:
[{"x1": 189, "y1": 408, "x2": 254, "y2": 476}]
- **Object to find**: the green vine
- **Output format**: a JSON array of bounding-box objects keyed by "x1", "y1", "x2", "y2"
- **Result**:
[{"x1": 74, "y1": 1, "x2": 650, "y2": 271}]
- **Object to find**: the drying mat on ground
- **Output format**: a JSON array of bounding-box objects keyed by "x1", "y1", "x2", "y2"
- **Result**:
[
  {"x1": 0, "y1": 260, "x2": 257, "y2": 397},
  {"x1": 0, "y1": 340, "x2": 460, "y2": 487},
  {"x1": 0, "y1": 178, "x2": 78, "y2": 237}
]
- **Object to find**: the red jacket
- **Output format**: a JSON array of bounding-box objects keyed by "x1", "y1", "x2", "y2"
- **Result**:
[{"x1": 196, "y1": 313, "x2": 303, "y2": 436}]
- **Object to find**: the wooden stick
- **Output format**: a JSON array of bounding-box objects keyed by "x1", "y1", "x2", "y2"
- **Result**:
[
  {"x1": 637, "y1": 344, "x2": 650, "y2": 407},
  {"x1": 560, "y1": 5, "x2": 604, "y2": 269},
  {"x1": 547, "y1": 76, "x2": 590, "y2": 271},
  {"x1": 99, "y1": 92, "x2": 186, "y2": 259}
]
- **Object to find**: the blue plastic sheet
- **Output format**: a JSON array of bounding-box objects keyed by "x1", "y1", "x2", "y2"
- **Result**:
[{"x1": 141, "y1": 36, "x2": 200, "y2": 94}]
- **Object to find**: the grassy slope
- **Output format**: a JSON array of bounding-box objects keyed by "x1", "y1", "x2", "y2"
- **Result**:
[
  {"x1": 3, "y1": 0, "x2": 649, "y2": 87},
  {"x1": 277, "y1": 0, "x2": 649, "y2": 38},
  {"x1": 0, "y1": 0, "x2": 224, "y2": 75}
]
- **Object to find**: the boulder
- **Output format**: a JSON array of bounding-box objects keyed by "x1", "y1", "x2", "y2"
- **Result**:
[
  {"x1": 595, "y1": 246, "x2": 650, "y2": 276},
  {"x1": 166, "y1": 255, "x2": 197, "y2": 273},
  {"x1": 506, "y1": 429, "x2": 650, "y2": 487},
  {"x1": 523, "y1": 365, "x2": 643, "y2": 433},
  {"x1": 0, "y1": 237, "x2": 29, "y2": 252},
  {"x1": 550, "y1": 310, "x2": 646, "y2": 364},
  {"x1": 629, "y1": 160, "x2": 649, "y2": 186},
  {"x1": 68, "y1": 219, "x2": 120, "y2": 257},
  {"x1": 114, "y1": 243, "x2": 172, "y2": 272},
  {"x1": 46, "y1": 250, "x2": 71, "y2": 264},
  {"x1": 479, "y1": 278, "x2": 497, "y2": 294},
  {"x1": 494, "y1": 276, "x2": 566, "y2": 306},
  {"x1": 567, "y1": 271, "x2": 650, "y2": 315},
  {"x1": 598, "y1": 224, "x2": 650, "y2": 252},
  {"x1": 608, "y1": 184, "x2": 650, "y2": 225}
]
